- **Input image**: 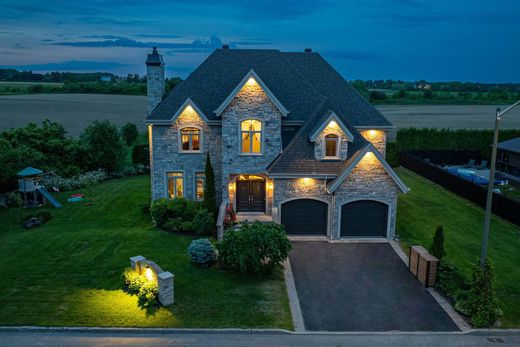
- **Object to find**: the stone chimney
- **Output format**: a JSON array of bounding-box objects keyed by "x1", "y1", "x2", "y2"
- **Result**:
[{"x1": 145, "y1": 47, "x2": 165, "y2": 115}]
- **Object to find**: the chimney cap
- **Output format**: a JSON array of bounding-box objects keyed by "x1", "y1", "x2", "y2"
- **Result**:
[
  {"x1": 222, "y1": 44, "x2": 229, "y2": 49},
  {"x1": 304, "y1": 48, "x2": 312, "y2": 53},
  {"x1": 146, "y1": 47, "x2": 164, "y2": 66}
]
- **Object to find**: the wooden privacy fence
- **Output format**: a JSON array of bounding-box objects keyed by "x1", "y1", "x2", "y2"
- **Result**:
[{"x1": 401, "y1": 152, "x2": 520, "y2": 227}]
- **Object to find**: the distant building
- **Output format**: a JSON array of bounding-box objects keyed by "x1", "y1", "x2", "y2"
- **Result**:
[{"x1": 497, "y1": 137, "x2": 520, "y2": 179}]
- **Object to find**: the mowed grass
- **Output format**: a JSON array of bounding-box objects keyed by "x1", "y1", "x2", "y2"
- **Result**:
[
  {"x1": 0, "y1": 176, "x2": 292, "y2": 328},
  {"x1": 395, "y1": 168, "x2": 520, "y2": 327}
]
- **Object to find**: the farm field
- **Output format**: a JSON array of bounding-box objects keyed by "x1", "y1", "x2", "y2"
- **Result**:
[{"x1": 1, "y1": 94, "x2": 520, "y2": 136}]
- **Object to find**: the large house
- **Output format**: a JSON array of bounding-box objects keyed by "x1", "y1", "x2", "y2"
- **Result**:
[{"x1": 145, "y1": 46, "x2": 409, "y2": 240}]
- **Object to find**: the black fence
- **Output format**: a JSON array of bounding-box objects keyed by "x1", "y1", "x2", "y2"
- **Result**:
[
  {"x1": 401, "y1": 152, "x2": 520, "y2": 227},
  {"x1": 407, "y1": 150, "x2": 482, "y2": 166}
]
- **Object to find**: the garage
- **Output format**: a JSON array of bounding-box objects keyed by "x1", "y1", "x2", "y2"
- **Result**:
[
  {"x1": 281, "y1": 199, "x2": 328, "y2": 235},
  {"x1": 340, "y1": 200, "x2": 388, "y2": 237}
]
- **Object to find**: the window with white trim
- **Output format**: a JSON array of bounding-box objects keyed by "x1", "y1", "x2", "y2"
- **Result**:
[
  {"x1": 195, "y1": 172, "x2": 205, "y2": 201},
  {"x1": 324, "y1": 134, "x2": 339, "y2": 158},
  {"x1": 240, "y1": 119, "x2": 262, "y2": 154},
  {"x1": 180, "y1": 127, "x2": 201, "y2": 152},
  {"x1": 167, "y1": 172, "x2": 184, "y2": 198}
]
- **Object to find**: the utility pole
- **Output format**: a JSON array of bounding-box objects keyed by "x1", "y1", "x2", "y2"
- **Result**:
[{"x1": 480, "y1": 100, "x2": 520, "y2": 267}]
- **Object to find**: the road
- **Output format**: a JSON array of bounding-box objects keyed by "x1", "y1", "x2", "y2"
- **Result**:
[{"x1": 0, "y1": 330, "x2": 519, "y2": 347}]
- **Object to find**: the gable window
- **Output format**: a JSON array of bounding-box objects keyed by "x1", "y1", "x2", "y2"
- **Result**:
[
  {"x1": 195, "y1": 172, "x2": 205, "y2": 201},
  {"x1": 324, "y1": 134, "x2": 339, "y2": 158},
  {"x1": 241, "y1": 119, "x2": 262, "y2": 154},
  {"x1": 167, "y1": 172, "x2": 184, "y2": 198},
  {"x1": 181, "y1": 127, "x2": 201, "y2": 152}
]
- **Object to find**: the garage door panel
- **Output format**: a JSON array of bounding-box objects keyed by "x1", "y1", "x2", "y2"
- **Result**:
[
  {"x1": 281, "y1": 199, "x2": 328, "y2": 235},
  {"x1": 341, "y1": 200, "x2": 388, "y2": 237}
]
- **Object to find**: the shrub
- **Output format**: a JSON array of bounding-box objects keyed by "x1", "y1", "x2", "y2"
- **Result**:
[
  {"x1": 122, "y1": 267, "x2": 146, "y2": 293},
  {"x1": 223, "y1": 204, "x2": 237, "y2": 230},
  {"x1": 80, "y1": 120, "x2": 125, "y2": 172},
  {"x1": 436, "y1": 262, "x2": 469, "y2": 300},
  {"x1": 217, "y1": 222, "x2": 292, "y2": 274},
  {"x1": 132, "y1": 144, "x2": 149, "y2": 166},
  {"x1": 40, "y1": 170, "x2": 107, "y2": 191},
  {"x1": 369, "y1": 90, "x2": 387, "y2": 101},
  {"x1": 122, "y1": 267, "x2": 158, "y2": 307},
  {"x1": 138, "y1": 281, "x2": 159, "y2": 307},
  {"x1": 139, "y1": 198, "x2": 151, "y2": 214},
  {"x1": 193, "y1": 208, "x2": 214, "y2": 235},
  {"x1": 121, "y1": 122, "x2": 139, "y2": 145},
  {"x1": 120, "y1": 164, "x2": 147, "y2": 176},
  {"x1": 202, "y1": 153, "x2": 218, "y2": 219},
  {"x1": 188, "y1": 238, "x2": 216, "y2": 267},
  {"x1": 150, "y1": 198, "x2": 198, "y2": 230},
  {"x1": 430, "y1": 225, "x2": 446, "y2": 260},
  {"x1": 455, "y1": 260, "x2": 501, "y2": 327}
]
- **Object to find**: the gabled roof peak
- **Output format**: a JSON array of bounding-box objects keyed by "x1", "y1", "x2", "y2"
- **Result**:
[
  {"x1": 213, "y1": 69, "x2": 289, "y2": 117},
  {"x1": 309, "y1": 111, "x2": 354, "y2": 142}
]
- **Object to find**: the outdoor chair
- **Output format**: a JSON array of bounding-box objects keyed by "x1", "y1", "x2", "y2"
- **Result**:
[
  {"x1": 464, "y1": 159, "x2": 476, "y2": 167},
  {"x1": 477, "y1": 160, "x2": 488, "y2": 169}
]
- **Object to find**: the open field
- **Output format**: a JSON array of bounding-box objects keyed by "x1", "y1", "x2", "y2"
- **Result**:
[
  {"x1": 0, "y1": 175, "x2": 292, "y2": 328},
  {"x1": 0, "y1": 94, "x2": 146, "y2": 136},
  {"x1": 1, "y1": 94, "x2": 520, "y2": 136},
  {"x1": 396, "y1": 168, "x2": 520, "y2": 328}
]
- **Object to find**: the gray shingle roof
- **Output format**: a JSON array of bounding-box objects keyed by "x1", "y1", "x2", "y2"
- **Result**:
[
  {"x1": 498, "y1": 137, "x2": 520, "y2": 154},
  {"x1": 146, "y1": 48, "x2": 392, "y2": 127},
  {"x1": 147, "y1": 48, "x2": 393, "y2": 176}
]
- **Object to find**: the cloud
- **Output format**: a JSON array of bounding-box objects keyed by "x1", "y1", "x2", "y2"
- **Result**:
[
  {"x1": 0, "y1": 60, "x2": 128, "y2": 71},
  {"x1": 52, "y1": 35, "x2": 224, "y2": 52}
]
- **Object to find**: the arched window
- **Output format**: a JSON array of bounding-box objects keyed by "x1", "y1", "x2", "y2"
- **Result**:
[
  {"x1": 180, "y1": 127, "x2": 201, "y2": 151},
  {"x1": 241, "y1": 119, "x2": 262, "y2": 154},
  {"x1": 324, "y1": 134, "x2": 339, "y2": 158}
]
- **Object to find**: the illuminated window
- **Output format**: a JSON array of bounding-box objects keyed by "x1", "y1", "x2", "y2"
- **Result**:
[
  {"x1": 241, "y1": 119, "x2": 262, "y2": 154},
  {"x1": 180, "y1": 127, "x2": 201, "y2": 152},
  {"x1": 325, "y1": 134, "x2": 339, "y2": 158},
  {"x1": 196, "y1": 172, "x2": 205, "y2": 201},
  {"x1": 167, "y1": 172, "x2": 184, "y2": 198}
]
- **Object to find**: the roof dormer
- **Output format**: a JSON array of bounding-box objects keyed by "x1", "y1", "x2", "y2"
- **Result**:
[{"x1": 309, "y1": 112, "x2": 354, "y2": 161}]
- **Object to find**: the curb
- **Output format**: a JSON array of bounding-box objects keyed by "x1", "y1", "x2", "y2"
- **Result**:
[{"x1": 0, "y1": 326, "x2": 519, "y2": 336}]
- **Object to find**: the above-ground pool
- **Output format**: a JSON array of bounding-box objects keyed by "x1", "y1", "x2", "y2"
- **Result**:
[{"x1": 446, "y1": 167, "x2": 507, "y2": 186}]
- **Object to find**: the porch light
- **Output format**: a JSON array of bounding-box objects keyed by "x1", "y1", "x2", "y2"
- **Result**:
[
  {"x1": 229, "y1": 183, "x2": 235, "y2": 191},
  {"x1": 246, "y1": 77, "x2": 256, "y2": 86},
  {"x1": 267, "y1": 182, "x2": 273, "y2": 190},
  {"x1": 368, "y1": 130, "x2": 377, "y2": 136}
]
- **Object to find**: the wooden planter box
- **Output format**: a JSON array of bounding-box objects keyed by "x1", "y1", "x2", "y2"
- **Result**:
[{"x1": 409, "y1": 245, "x2": 439, "y2": 287}]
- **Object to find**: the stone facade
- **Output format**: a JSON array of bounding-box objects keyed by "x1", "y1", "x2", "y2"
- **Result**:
[
  {"x1": 360, "y1": 130, "x2": 387, "y2": 157},
  {"x1": 220, "y1": 78, "x2": 283, "y2": 206},
  {"x1": 150, "y1": 105, "x2": 222, "y2": 201},
  {"x1": 313, "y1": 122, "x2": 349, "y2": 160},
  {"x1": 332, "y1": 152, "x2": 400, "y2": 239},
  {"x1": 146, "y1": 63, "x2": 165, "y2": 116},
  {"x1": 272, "y1": 153, "x2": 400, "y2": 240}
]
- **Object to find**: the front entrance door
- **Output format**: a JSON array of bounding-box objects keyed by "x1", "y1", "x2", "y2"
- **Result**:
[{"x1": 236, "y1": 176, "x2": 266, "y2": 212}]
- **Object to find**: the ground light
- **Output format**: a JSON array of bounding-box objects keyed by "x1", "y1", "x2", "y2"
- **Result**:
[{"x1": 480, "y1": 100, "x2": 520, "y2": 267}]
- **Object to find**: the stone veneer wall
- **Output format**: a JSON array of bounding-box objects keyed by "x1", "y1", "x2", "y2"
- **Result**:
[
  {"x1": 146, "y1": 64, "x2": 165, "y2": 116},
  {"x1": 313, "y1": 123, "x2": 349, "y2": 160},
  {"x1": 273, "y1": 153, "x2": 400, "y2": 240},
  {"x1": 221, "y1": 79, "x2": 282, "y2": 208},
  {"x1": 360, "y1": 130, "x2": 387, "y2": 157},
  {"x1": 332, "y1": 152, "x2": 400, "y2": 239},
  {"x1": 150, "y1": 105, "x2": 222, "y2": 202}
]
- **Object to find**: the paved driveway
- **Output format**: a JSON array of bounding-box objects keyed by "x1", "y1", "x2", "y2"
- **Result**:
[{"x1": 289, "y1": 242, "x2": 459, "y2": 331}]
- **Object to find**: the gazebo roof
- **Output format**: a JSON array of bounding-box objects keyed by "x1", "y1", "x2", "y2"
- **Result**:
[{"x1": 17, "y1": 166, "x2": 43, "y2": 177}]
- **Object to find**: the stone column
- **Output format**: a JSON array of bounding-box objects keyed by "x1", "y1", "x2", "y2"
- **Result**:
[{"x1": 157, "y1": 271, "x2": 174, "y2": 306}]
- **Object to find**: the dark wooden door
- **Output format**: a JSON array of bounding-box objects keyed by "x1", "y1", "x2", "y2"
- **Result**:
[
  {"x1": 236, "y1": 180, "x2": 266, "y2": 212},
  {"x1": 281, "y1": 199, "x2": 328, "y2": 235},
  {"x1": 340, "y1": 200, "x2": 388, "y2": 237}
]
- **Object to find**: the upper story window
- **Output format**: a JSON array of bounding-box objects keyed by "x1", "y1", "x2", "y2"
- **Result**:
[
  {"x1": 181, "y1": 127, "x2": 201, "y2": 152},
  {"x1": 324, "y1": 134, "x2": 339, "y2": 159},
  {"x1": 241, "y1": 119, "x2": 262, "y2": 154},
  {"x1": 167, "y1": 172, "x2": 184, "y2": 198}
]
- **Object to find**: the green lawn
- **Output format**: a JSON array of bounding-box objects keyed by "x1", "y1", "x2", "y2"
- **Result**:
[
  {"x1": 396, "y1": 168, "x2": 520, "y2": 328},
  {"x1": 0, "y1": 175, "x2": 292, "y2": 328}
]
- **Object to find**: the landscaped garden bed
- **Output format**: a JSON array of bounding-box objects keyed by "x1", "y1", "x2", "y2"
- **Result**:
[
  {"x1": 395, "y1": 167, "x2": 520, "y2": 328},
  {"x1": 0, "y1": 175, "x2": 292, "y2": 328}
]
